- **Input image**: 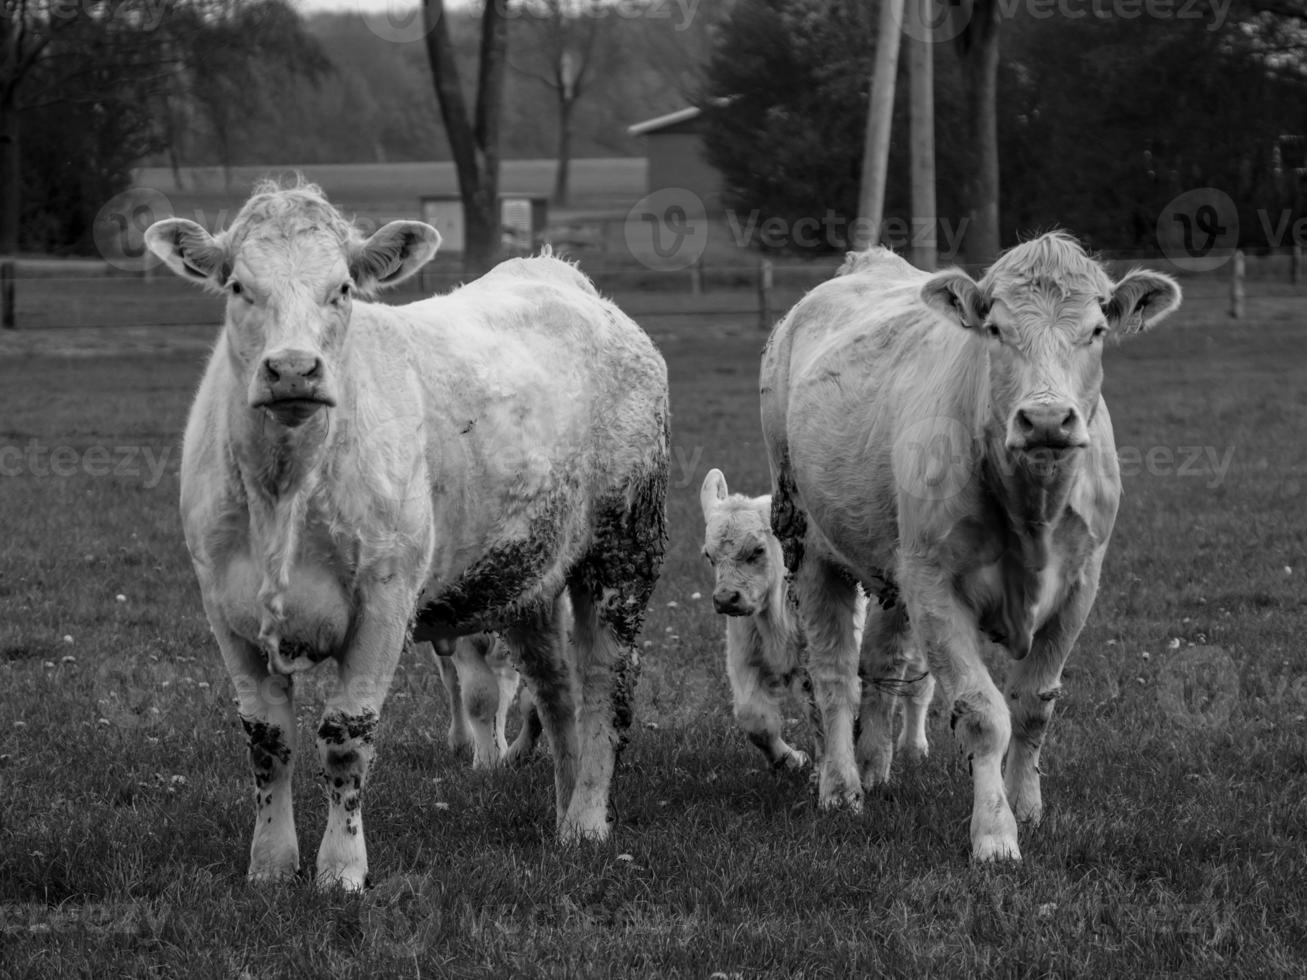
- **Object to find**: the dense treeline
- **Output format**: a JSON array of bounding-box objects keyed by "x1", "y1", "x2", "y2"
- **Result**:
[{"x1": 702, "y1": 0, "x2": 1307, "y2": 256}]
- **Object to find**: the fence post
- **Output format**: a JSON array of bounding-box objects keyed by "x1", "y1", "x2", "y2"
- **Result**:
[
  {"x1": 1, "y1": 259, "x2": 14, "y2": 329},
  {"x1": 758, "y1": 258, "x2": 773, "y2": 331},
  {"x1": 1229, "y1": 249, "x2": 1244, "y2": 319},
  {"x1": 1293, "y1": 244, "x2": 1302, "y2": 286},
  {"x1": 689, "y1": 256, "x2": 704, "y2": 296}
]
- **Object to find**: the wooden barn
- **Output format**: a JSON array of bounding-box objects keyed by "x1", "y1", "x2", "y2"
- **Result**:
[{"x1": 627, "y1": 106, "x2": 724, "y2": 213}]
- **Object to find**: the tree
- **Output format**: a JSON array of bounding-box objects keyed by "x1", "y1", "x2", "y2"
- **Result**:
[
  {"x1": 423, "y1": 0, "x2": 508, "y2": 275},
  {"x1": 510, "y1": 0, "x2": 611, "y2": 206},
  {"x1": 950, "y1": 0, "x2": 1001, "y2": 267},
  {"x1": 700, "y1": 0, "x2": 883, "y2": 253}
]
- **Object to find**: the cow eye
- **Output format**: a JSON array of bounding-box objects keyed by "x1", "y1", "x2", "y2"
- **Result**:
[
  {"x1": 1091, "y1": 324, "x2": 1108, "y2": 340},
  {"x1": 331, "y1": 282, "x2": 352, "y2": 306},
  {"x1": 227, "y1": 280, "x2": 251, "y2": 302},
  {"x1": 983, "y1": 322, "x2": 1001, "y2": 340},
  {"x1": 747, "y1": 546, "x2": 766, "y2": 562}
]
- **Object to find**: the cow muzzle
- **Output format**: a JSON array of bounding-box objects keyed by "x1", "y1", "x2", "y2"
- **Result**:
[
  {"x1": 251, "y1": 348, "x2": 336, "y2": 426},
  {"x1": 713, "y1": 588, "x2": 755, "y2": 616},
  {"x1": 1007, "y1": 401, "x2": 1088, "y2": 453}
]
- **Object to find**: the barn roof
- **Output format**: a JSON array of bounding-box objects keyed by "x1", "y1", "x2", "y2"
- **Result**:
[{"x1": 627, "y1": 106, "x2": 702, "y2": 137}]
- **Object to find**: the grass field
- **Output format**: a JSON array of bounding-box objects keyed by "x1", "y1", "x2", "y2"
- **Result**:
[{"x1": 1, "y1": 278, "x2": 1305, "y2": 977}]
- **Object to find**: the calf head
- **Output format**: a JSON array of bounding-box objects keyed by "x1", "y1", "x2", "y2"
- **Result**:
[
  {"x1": 145, "y1": 179, "x2": 440, "y2": 428},
  {"x1": 699, "y1": 469, "x2": 783, "y2": 617},
  {"x1": 922, "y1": 232, "x2": 1180, "y2": 468}
]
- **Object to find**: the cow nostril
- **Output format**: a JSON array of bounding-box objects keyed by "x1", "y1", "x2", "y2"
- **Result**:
[
  {"x1": 1061, "y1": 410, "x2": 1077, "y2": 431},
  {"x1": 305, "y1": 358, "x2": 322, "y2": 380},
  {"x1": 1015, "y1": 409, "x2": 1034, "y2": 434},
  {"x1": 264, "y1": 360, "x2": 281, "y2": 383}
]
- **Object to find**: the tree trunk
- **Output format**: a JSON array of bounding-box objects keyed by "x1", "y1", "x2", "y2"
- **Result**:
[
  {"x1": 424, "y1": 0, "x2": 507, "y2": 276},
  {"x1": 0, "y1": 91, "x2": 20, "y2": 255},
  {"x1": 907, "y1": 0, "x2": 936, "y2": 271},
  {"x1": 854, "y1": 0, "x2": 904, "y2": 250},
  {"x1": 955, "y1": 0, "x2": 1001, "y2": 268},
  {"x1": 552, "y1": 94, "x2": 573, "y2": 207}
]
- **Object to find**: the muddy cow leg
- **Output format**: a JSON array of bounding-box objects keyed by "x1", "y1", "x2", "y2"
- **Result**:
[
  {"x1": 315, "y1": 588, "x2": 409, "y2": 891},
  {"x1": 503, "y1": 683, "x2": 542, "y2": 767},
  {"x1": 212, "y1": 614, "x2": 299, "y2": 882},
  {"x1": 505, "y1": 595, "x2": 578, "y2": 829},
  {"x1": 561, "y1": 469, "x2": 665, "y2": 841}
]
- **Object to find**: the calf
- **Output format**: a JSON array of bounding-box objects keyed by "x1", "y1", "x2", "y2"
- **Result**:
[{"x1": 699, "y1": 468, "x2": 933, "y2": 773}]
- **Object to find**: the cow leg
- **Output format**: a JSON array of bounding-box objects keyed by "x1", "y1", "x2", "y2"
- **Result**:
[
  {"x1": 504, "y1": 596, "x2": 579, "y2": 830},
  {"x1": 1004, "y1": 555, "x2": 1102, "y2": 824},
  {"x1": 453, "y1": 635, "x2": 506, "y2": 769},
  {"x1": 855, "y1": 601, "x2": 914, "y2": 788},
  {"x1": 559, "y1": 582, "x2": 640, "y2": 841},
  {"x1": 429, "y1": 639, "x2": 471, "y2": 755},
  {"x1": 896, "y1": 644, "x2": 935, "y2": 765},
  {"x1": 486, "y1": 637, "x2": 521, "y2": 763},
  {"x1": 726, "y1": 623, "x2": 807, "y2": 771},
  {"x1": 794, "y1": 559, "x2": 864, "y2": 811},
  {"x1": 900, "y1": 559, "x2": 1019, "y2": 862},
  {"x1": 503, "y1": 683, "x2": 542, "y2": 767},
  {"x1": 213, "y1": 619, "x2": 300, "y2": 882},
  {"x1": 315, "y1": 590, "x2": 408, "y2": 891}
]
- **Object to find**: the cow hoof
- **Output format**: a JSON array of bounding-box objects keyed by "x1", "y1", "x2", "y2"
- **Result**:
[
  {"x1": 501, "y1": 742, "x2": 536, "y2": 768},
  {"x1": 1013, "y1": 800, "x2": 1044, "y2": 825},
  {"x1": 971, "y1": 834, "x2": 1022, "y2": 863},
  {"x1": 316, "y1": 865, "x2": 368, "y2": 892},
  {"x1": 559, "y1": 813, "x2": 611, "y2": 845},
  {"x1": 818, "y1": 787, "x2": 864, "y2": 814},
  {"x1": 774, "y1": 749, "x2": 809, "y2": 773},
  {"x1": 898, "y1": 741, "x2": 929, "y2": 766},
  {"x1": 247, "y1": 865, "x2": 298, "y2": 885}
]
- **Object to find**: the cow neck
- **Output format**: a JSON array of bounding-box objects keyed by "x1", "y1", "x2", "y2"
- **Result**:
[{"x1": 979, "y1": 434, "x2": 1084, "y2": 656}]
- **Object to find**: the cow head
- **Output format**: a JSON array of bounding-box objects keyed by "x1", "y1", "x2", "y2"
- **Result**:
[
  {"x1": 699, "y1": 469, "x2": 783, "y2": 617},
  {"x1": 921, "y1": 232, "x2": 1180, "y2": 465},
  {"x1": 145, "y1": 180, "x2": 440, "y2": 428}
]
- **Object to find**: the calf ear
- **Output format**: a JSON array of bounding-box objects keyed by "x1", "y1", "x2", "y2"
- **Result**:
[
  {"x1": 1106, "y1": 269, "x2": 1182, "y2": 333},
  {"x1": 351, "y1": 221, "x2": 441, "y2": 294},
  {"x1": 700, "y1": 468, "x2": 729, "y2": 518},
  {"x1": 144, "y1": 219, "x2": 227, "y2": 289},
  {"x1": 921, "y1": 269, "x2": 989, "y2": 329}
]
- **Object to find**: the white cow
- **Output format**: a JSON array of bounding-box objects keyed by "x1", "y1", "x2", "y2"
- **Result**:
[
  {"x1": 761, "y1": 234, "x2": 1180, "y2": 860},
  {"x1": 699, "y1": 468, "x2": 932, "y2": 774},
  {"x1": 147, "y1": 180, "x2": 668, "y2": 890},
  {"x1": 429, "y1": 634, "x2": 540, "y2": 769}
]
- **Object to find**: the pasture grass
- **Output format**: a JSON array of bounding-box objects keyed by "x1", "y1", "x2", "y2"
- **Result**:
[{"x1": 1, "y1": 281, "x2": 1306, "y2": 977}]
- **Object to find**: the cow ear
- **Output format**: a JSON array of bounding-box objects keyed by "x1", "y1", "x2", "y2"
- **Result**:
[
  {"x1": 351, "y1": 221, "x2": 441, "y2": 294},
  {"x1": 1106, "y1": 269, "x2": 1181, "y2": 333},
  {"x1": 921, "y1": 269, "x2": 989, "y2": 330},
  {"x1": 700, "y1": 468, "x2": 728, "y2": 517},
  {"x1": 144, "y1": 218, "x2": 228, "y2": 289}
]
